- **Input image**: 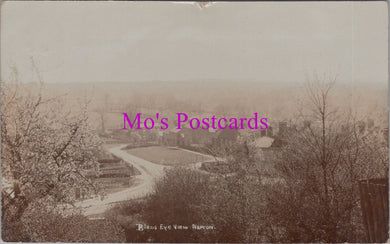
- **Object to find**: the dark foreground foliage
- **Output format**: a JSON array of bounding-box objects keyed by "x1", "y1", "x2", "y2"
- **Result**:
[{"x1": 2, "y1": 202, "x2": 125, "y2": 242}]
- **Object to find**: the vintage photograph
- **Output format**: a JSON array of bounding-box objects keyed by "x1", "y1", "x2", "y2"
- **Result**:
[{"x1": 1, "y1": 1, "x2": 388, "y2": 243}]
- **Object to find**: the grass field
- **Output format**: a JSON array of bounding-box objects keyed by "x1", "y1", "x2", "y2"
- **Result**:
[{"x1": 126, "y1": 146, "x2": 213, "y2": 166}]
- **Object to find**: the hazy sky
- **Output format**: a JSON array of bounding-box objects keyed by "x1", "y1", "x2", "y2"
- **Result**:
[{"x1": 1, "y1": 1, "x2": 388, "y2": 85}]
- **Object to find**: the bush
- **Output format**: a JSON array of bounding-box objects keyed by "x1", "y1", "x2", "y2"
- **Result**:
[
  {"x1": 144, "y1": 167, "x2": 216, "y2": 242},
  {"x1": 108, "y1": 166, "x2": 271, "y2": 243},
  {"x1": 2, "y1": 201, "x2": 126, "y2": 242}
]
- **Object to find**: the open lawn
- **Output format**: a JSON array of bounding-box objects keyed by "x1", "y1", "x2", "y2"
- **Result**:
[{"x1": 126, "y1": 146, "x2": 213, "y2": 166}]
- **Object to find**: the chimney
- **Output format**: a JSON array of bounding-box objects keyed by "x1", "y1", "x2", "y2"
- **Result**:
[{"x1": 279, "y1": 121, "x2": 288, "y2": 137}]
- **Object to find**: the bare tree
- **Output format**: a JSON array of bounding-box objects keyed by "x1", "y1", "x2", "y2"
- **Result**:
[
  {"x1": 1, "y1": 70, "x2": 103, "y2": 240},
  {"x1": 267, "y1": 76, "x2": 388, "y2": 242}
]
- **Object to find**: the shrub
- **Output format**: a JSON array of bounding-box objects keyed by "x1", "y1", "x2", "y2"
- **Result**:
[{"x1": 2, "y1": 200, "x2": 125, "y2": 242}]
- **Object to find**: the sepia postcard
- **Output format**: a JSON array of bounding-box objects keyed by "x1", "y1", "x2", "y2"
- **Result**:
[{"x1": 0, "y1": 1, "x2": 388, "y2": 243}]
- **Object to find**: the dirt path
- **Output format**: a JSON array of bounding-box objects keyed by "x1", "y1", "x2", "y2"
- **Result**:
[{"x1": 76, "y1": 144, "x2": 166, "y2": 216}]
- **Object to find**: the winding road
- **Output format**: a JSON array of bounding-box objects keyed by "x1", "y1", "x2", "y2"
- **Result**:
[{"x1": 76, "y1": 144, "x2": 166, "y2": 216}]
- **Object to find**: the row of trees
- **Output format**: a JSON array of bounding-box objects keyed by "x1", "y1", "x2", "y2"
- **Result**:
[{"x1": 2, "y1": 72, "x2": 387, "y2": 242}]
